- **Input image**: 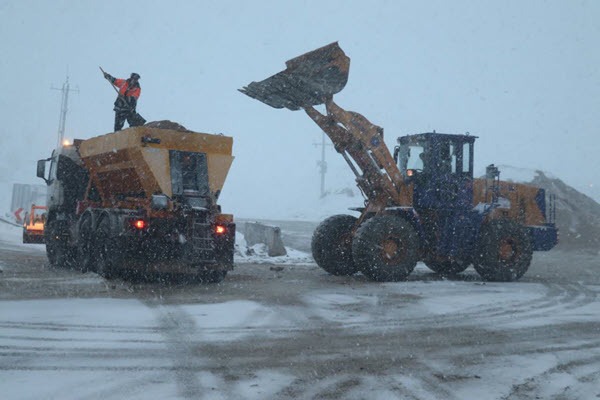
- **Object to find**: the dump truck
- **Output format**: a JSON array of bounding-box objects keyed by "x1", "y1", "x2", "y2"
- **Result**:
[
  {"x1": 36, "y1": 121, "x2": 235, "y2": 282},
  {"x1": 240, "y1": 42, "x2": 558, "y2": 282},
  {"x1": 22, "y1": 204, "x2": 47, "y2": 243}
]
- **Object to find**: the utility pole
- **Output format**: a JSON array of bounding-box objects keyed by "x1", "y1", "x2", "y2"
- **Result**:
[
  {"x1": 52, "y1": 75, "x2": 79, "y2": 148},
  {"x1": 313, "y1": 131, "x2": 333, "y2": 198}
]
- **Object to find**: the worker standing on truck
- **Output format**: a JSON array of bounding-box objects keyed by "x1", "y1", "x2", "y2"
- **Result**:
[{"x1": 102, "y1": 71, "x2": 143, "y2": 131}]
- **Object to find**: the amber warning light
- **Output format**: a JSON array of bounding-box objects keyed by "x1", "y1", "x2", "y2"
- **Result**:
[{"x1": 215, "y1": 225, "x2": 226, "y2": 235}]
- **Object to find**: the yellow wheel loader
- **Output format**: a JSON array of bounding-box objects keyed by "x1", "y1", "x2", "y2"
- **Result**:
[{"x1": 240, "y1": 42, "x2": 558, "y2": 282}]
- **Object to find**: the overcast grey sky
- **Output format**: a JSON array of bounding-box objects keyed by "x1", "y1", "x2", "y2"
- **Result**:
[{"x1": 1, "y1": 0, "x2": 599, "y2": 218}]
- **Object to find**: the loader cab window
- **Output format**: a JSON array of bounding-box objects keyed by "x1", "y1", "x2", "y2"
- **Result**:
[
  {"x1": 462, "y1": 142, "x2": 472, "y2": 173},
  {"x1": 437, "y1": 142, "x2": 456, "y2": 174},
  {"x1": 398, "y1": 145, "x2": 425, "y2": 177}
]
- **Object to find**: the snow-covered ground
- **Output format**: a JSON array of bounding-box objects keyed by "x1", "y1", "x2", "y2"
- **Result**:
[
  {"x1": 1, "y1": 219, "x2": 599, "y2": 399},
  {"x1": 1, "y1": 277, "x2": 599, "y2": 399}
]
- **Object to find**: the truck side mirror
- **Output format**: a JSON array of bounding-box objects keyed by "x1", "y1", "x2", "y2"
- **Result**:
[{"x1": 37, "y1": 159, "x2": 47, "y2": 182}]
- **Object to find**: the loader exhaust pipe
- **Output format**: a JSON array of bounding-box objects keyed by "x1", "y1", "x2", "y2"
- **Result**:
[{"x1": 239, "y1": 42, "x2": 350, "y2": 110}]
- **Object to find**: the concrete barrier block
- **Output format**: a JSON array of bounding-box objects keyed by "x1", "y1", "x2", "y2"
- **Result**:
[{"x1": 244, "y1": 222, "x2": 287, "y2": 257}]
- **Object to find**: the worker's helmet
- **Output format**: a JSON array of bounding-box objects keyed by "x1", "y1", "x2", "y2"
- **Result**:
[{"x1": 130, "y1": 73, "x2": 141, "y2": 80}]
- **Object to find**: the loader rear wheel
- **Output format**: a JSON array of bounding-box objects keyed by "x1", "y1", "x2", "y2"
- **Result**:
[
  {"x1": 95, "y1": 217, "x2": 120, "y2": 280},
  {"x1": 473, "y1": 219, "x2": 533, "y2": 282},
  {"x1": 311, "y1": 214, "x2": 358, "y2": 276},
  {"x1": 352, "y1": 215, "x2": 418, "y2": 282},
  {"x1": 77, "y1": 214, "x2": 96, "y2": 272}
]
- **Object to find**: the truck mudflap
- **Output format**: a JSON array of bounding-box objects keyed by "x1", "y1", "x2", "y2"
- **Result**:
[
  {"x1": 239, "y1": 42, "x2": 349, "y2": 111},
  {"x1": 529, "y1": 224, "x2": 559, "y2": 251}
]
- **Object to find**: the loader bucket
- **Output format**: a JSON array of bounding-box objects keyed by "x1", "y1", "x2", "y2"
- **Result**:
[{"x1": 239, "y1": 42, "x2": 350, "y2": 111}]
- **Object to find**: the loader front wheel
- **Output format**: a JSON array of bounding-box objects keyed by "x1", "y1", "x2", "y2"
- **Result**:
[
  {"x1": 352, "y1": 215, "x2": 418, "y2": 282},
  {"x1": 311, "y1": 214, "x2": 358, "y2": 276},
  {"x1": 473, "y1": 219, "x2": 533, "y2": 282}
]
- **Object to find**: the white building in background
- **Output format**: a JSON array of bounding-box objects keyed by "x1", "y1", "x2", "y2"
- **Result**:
[{"x1": 11, "y1": 183, "x2": 46, "y2": 212}]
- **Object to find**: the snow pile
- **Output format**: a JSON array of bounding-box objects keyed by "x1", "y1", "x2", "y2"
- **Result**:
[{"x1": 475, "y1": 164, "x2": 554, "y2": 184}]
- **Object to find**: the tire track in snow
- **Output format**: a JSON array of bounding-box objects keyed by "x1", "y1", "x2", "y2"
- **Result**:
[{"x1": 148, "y1": 302, "x2": 207, "y2": 399}]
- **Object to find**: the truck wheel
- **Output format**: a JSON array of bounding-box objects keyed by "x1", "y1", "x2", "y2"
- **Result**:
[
  {"x1": 424, "y1": 259, "x2": 470, "y2": 276},
  {"x1": 45, "y1": 221, "x2": 76, "y2": 269},
  {"x1": 195, "y1": 270, "x2": 227, "y2": 283},
  {"x1": 77, "y1": 214, "x2": 96, "y2": 272},
  {"x1": 473, "y1": 219, "x2": 533, "y2": 282},
  {"x1": 95, "y1": 218, "x2": 120, "y2": 280},
  {"x1": 311, "y1": 214, "x2": 358, "y2": 276},
  {"x1": 352, "y1": 215, "x2": 418, "y2": 282}
]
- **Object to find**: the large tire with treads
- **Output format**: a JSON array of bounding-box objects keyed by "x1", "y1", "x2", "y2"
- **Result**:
[
  {"x1": 45, "y1": 219, "x2": 77, "y2": 269},
  {"x1": 311, "y1": 214, "x2": 358, "y2": 276},
  {"x1": 77, "y1": 213, "x2": 96, "y2": 272},
  {"x1": 94, "y1": 217, "x2": 122, "y2": 280},
  {"x1": 473, "y1": 219, "x2": 533, "y2": 282},
  {"x1": 352, "y1": 215, "x2": 419, "y2": 282}
]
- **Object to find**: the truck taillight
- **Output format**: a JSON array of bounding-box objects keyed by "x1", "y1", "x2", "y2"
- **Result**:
[
  {"x1": 214, "y1": 224, "x2": 226, "y2": 235},
  {"x1": 132, "y1": 219, "x2": 146, "y2": 230}
]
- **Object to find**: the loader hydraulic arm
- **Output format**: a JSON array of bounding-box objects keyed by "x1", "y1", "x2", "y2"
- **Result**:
[
  {"x1": 239, "y1": 41, "x2": 412, "y2": 211},
  {"x1": 304, "y1": 99, "x2": 411, "y2": 211}
]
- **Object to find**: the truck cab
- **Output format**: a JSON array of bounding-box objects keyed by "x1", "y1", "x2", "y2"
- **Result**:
[{"x1": 37, "y1": 141, "x2": 88, "y2": 216}]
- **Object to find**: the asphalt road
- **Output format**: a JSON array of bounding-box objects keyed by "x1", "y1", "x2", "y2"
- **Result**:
[{"x1": 1, "y1": 223, "x2": 599, "y2": 399}]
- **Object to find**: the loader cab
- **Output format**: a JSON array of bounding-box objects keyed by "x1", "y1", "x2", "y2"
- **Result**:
[{"x1": 396, "y1": 132, "x2": 476, "y2": 210}]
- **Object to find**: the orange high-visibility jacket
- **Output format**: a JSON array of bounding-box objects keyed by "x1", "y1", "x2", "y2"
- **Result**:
[{"x1": 113, "y1": 78, "x2": 141, "y2": 99}]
